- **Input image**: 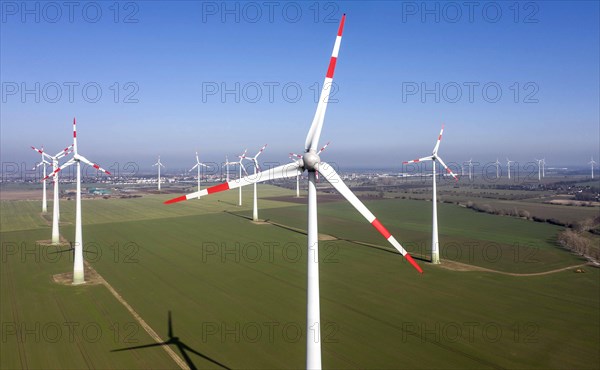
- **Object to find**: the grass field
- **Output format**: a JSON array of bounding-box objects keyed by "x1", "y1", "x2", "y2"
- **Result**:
[{"x1": 1, "y1": 184, "x2": 598, "y2": 369}]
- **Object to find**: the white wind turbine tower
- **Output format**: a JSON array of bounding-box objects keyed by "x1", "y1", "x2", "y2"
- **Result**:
[
  {"x1": 235, "y1": 149, "x2": 249, "y2": 206},
  {"x1": 189, "y1": 152, "x2": 208, "y2": 199},
  {"x1": 403, "y1": 125, "x2": 458, "y2": 265},
  {"x1": 506, "y1": 158, "x2": 514, "y2": 180},
  {"x1": 535, "y1": 158, "x2": 542, "y2": 181},
  {"x1": 153, "y1": 156, "x2": 165, "y2": 191},
  {"x1": 542, "y1": 158, "x2": 546, "y2": 177},
  {"x1": 468, "y1": 158, "x2": 473, "y2": 180},
  {"x1": 224, "y1": 155, "x2": 235, "y2": 182},
  {"x1": 243, "y1": 144, "x2": 267, "y2": 221},
  {"x1": 31, "y1": 146, "x2": 50, "y2": 213},
  {"x1": 494, "y1": 158, "x2": 500, "y2": 178},
  {"x1": 165, "y1": 15, "x2": 422, "y2": 369},
  {"x1": 589, "y1": 156, "x2": 597, "y2": 179},
  {"x1": 31, "y1": 144, "x2": 73, "y2": 244},
  {"x1": 44, "y1": 118, "x2": 111, "y2": 284}
]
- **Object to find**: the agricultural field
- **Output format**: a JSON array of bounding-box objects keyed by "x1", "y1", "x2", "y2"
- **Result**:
[{"x1": 1, "y1": 183, "x2": 598, "y2": 369}]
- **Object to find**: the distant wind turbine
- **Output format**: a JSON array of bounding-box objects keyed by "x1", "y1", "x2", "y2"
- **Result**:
[
  {"x1": 506, "y1": 158, "x2": 514, "y2": 180},
  {"x1": 44, "y1": 118, "x2": 111, "y2": 284},
  {"x1": 224, "y1": 155, "x2": 235, "y2": 182},
  {"x1": 153, "y1": 156, "x2": 165, "y2": 191},
  {"x1": 495, "y1": 158, "x2": 500, "y2": 178},
  {"x1": 535, "y1": 158, "x2": 542, "y2": 181},
  {"x1": 542, "y1": 158, "x2": 546, "y2": 177},
  {"x1": 403, "y1": 125, "x2": 458, "y2": 264},
  {"x1": 243, "y1": 144, "x2": 267, "y2": 221},
  {"x1": 31, "y1": 145, "x2": 50, "y2": 213},
  {"x1": 589, "y1": 156, "x2": 597, "y2": 179},
  {"x1": 468, "y1": 158, "x2": 473, "y2": 180},
  {"x1": 31, "y1": 144, "x2": 73, "y2": 244},
  {"x1": 189, "y1": 152, "x2": 208, "y2": 199}
]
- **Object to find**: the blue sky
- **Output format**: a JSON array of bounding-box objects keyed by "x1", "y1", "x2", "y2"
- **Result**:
[{"x1": 1, "y1": 1, "x2": 599, "y2": 171}]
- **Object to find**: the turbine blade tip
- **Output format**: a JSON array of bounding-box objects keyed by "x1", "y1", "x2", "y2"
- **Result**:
[
  {"x1": 404, "y1": 254, "x2": 423, "y2": 274},
  {"x1": 164, "y1": 195, "x2": 187, "y2": 205}
]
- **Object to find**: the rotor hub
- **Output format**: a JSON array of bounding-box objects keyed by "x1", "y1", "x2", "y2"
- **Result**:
[{"x1": 302, "y1": 151, "x2": 320, "y2": 171}]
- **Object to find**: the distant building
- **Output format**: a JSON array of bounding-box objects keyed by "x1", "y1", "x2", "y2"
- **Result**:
[{"x1": 88, "y1": 188, "x2": 111, "y2": 195}]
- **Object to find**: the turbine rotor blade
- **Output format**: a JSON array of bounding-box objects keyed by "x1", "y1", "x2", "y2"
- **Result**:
[
  {"x1": 77, "y1": 155, "x2": 112, "y2": 175},
  {"x1": 403, "y1": 156, "x2": 433, "y2": 164},
  {"x1": 43, "y1": 158, "x2": 76, "y2": 181},
  {"x1": 436, "y1": 156, "x2": 458, "y2": 181},
  {"x1": 254, "y1": 144, "x2": 267, "y2": 158},
  {"x1": 305, "y1": 14, "x2": 346, "y2": 152},
  {"x1": 432, "y1": 124, "x2": 444, "y2": 154},
  {"x1": 73, "y1": 117, "x2": 78, "y2": 154},
  {"x1": 165, "y1": 162, "x2": 302, "y2": 204},
  {"x1": 316, "y1": 161, "x2": 423, "y2": 274},
  {"x1": 317, "y1": 141, "x2": 331, "y2": 154},
  {"x1": 54, "y1": 144, "x2": 74, "y2": 159}
]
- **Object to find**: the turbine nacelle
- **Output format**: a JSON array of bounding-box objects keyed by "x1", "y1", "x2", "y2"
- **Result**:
[{"x1": 302, "y1": 151, "x2": 320, "y2": 171}]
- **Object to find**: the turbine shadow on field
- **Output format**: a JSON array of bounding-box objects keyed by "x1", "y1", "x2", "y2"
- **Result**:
[
  {"x1": 47, "y1": 242, "x2": 98, "y2": 256},
  {"x1": 111, "y1": 311, "x2": 230, "y2": 370},
  {"x1": 217, "y1": 199, "x2": 238, "y2": 207}
]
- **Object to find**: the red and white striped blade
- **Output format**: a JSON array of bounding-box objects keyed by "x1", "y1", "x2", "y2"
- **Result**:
[
  {"x1": 43, "y1": 158, "x2": 76, "y2": 181},
  {"x1": 77, "y1": 155, "x2": 112, "y2": 175},
  {"x1": 403, "y1": 156, "x2": 433, "y2": 165},
  {"x1": 54, "y1": 144, "x2": 74, "y2": 159},
  {"x1": 432, "y1": 124, "x2": 444, "y2": 155},
  {"x1": 436, "y1": 156, "x2": 458, "y2": 181},
  {"x1": 289, "y1": 153, "x2": 302, "y2": 159},
  {"x1": 254, "y1": 144, "x2": 267, "y2": 158},
  {"x1": 317, "y1": 141, "x2": 331, "y2": 155},
  {"x1": 165, "y1": 162, "x2": 302, "y2": 204},
  {"x1": 305, "y1": 14, "x2": 346, "y2": 152},
  {"x1": 72, "y1": 117, "x2": 78, "y2": 154},
  {"x1": 31, "y1": 146, "x2": 44, "y2": 154},
  {"x1": 316, "y1": 161, "x2": 423, "y2": 274}
]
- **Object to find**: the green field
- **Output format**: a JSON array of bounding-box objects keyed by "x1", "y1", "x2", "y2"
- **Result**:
[{"x1": 1, "y1": 184, "x2": 598, "y2": 369}]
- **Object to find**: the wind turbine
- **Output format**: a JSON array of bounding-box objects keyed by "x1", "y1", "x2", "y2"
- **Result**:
[
  {"x1": 468, "y1": 159, "x2": 473, "y2": 180},
  {"x1": 403, "y1": 125, "x2": 458, "y2": 265},
  {"x1": 535, "y1": 158, "x2": 542, "y2": 181},
  {"x1": 542, "y1": 158, "x2": 546, "y2": 177},
  {"x1": 44, "y1": 118, "x2": 111, "y2": 284},
  {"x1": 494, "y1": 158, "x2": 500, "y2": 178},
  {"x1": 243, "y1": 144, "x2": 267, "y2": 221},
  {"x1": 224, "y1": 155, "x2": 234, "y2": 182},
  {"x1": 236, "y1": 149, "x2": 249, "y2": 206},
  {"x1": 165, "y1": 15, "x2": 423, "y2": 369},
  {"x1": 153, "y1": 156, "x2": 165, "y2": 191},
  {"x1": 506, "y1": 158, "x2": 514, "y2": 180},
  {"x1": 31, "y1": 144, "x2": 73, "y2": 244},
  {"x1": 589, "y1": 157, "x2": 597, "y2": 179},
  {"x1": 31, "y1": 146, "x2": 50, "y2": 212},
  {"x1": 189, "y1": 152, "x2": 208, "y2": 199}
]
